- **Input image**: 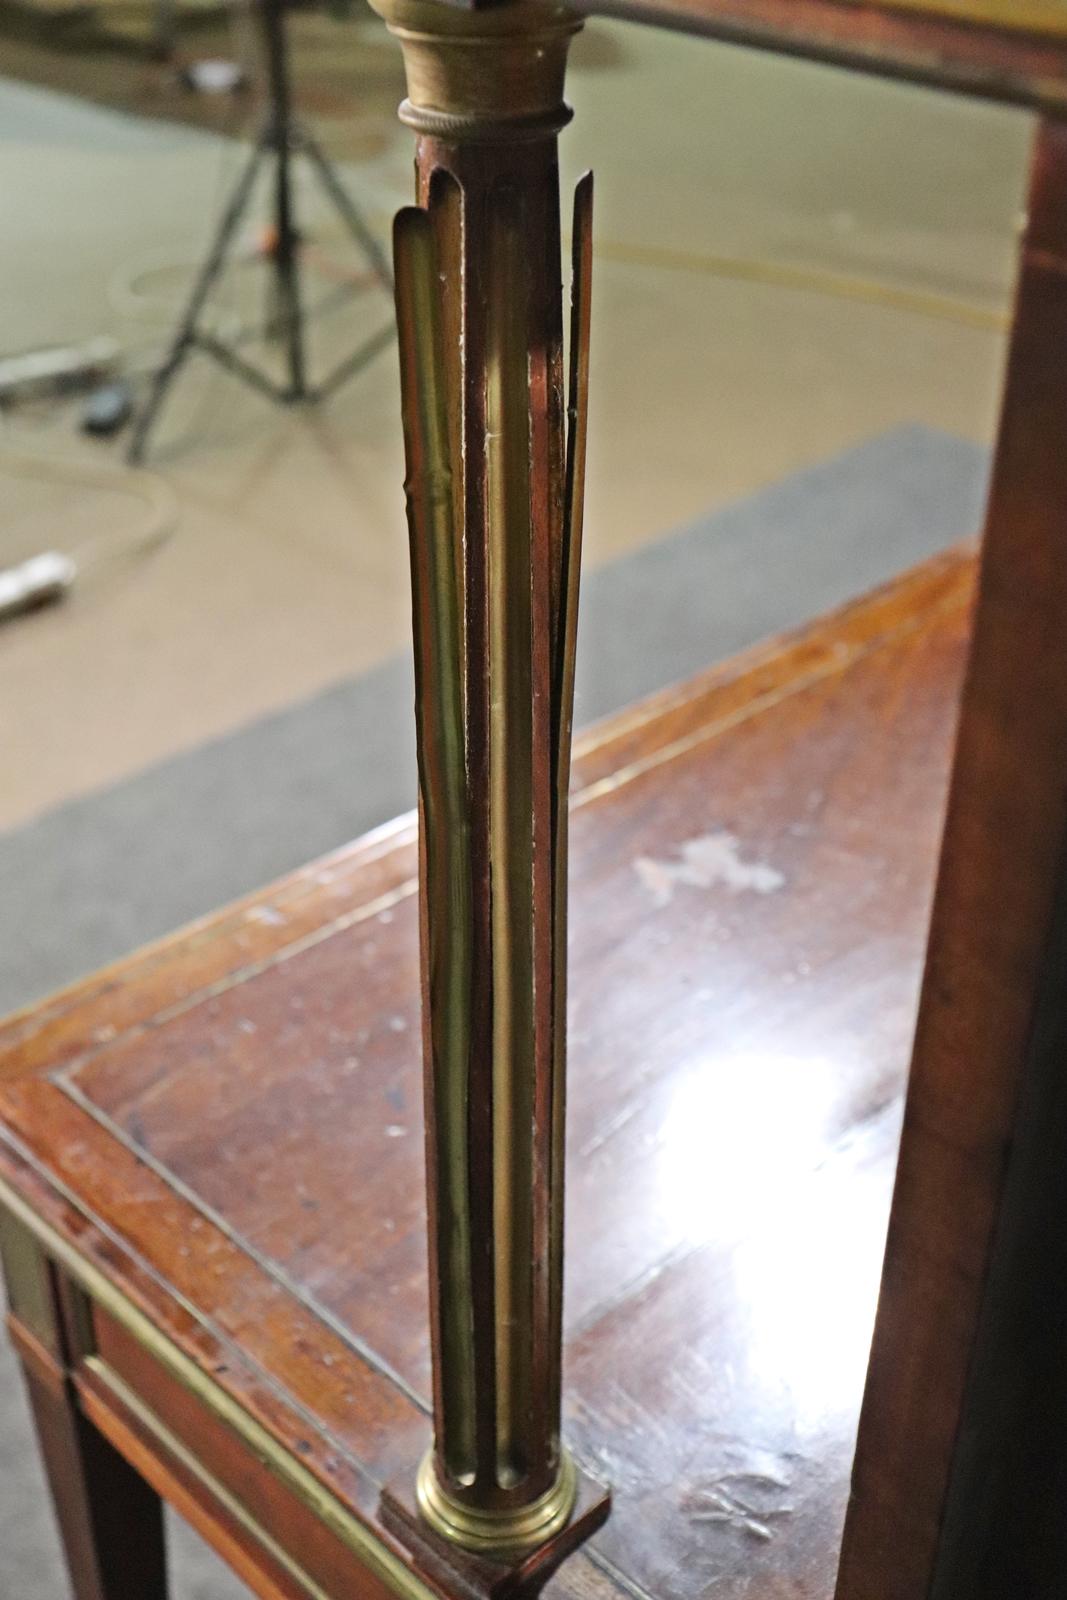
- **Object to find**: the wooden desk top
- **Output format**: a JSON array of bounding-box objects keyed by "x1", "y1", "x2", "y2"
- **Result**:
[
  {"x1": 870, "y1": 0, "x2": 1067, "y2": 32},
  {"x1": 587, "y1": 0, "x2": 1067, "y2": 110},
  {"x1": 0, "y1": 544, "x2": 974, "y2": 1600}
]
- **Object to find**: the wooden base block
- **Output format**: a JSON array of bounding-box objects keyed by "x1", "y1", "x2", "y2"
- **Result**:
[{"x1": 380, "y1": 1456, "x2": 611, "y2": 1600}]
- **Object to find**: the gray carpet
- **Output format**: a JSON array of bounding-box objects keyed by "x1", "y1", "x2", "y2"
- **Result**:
[
  {"x1": 0, "y1": 422, "x2": 988, "y2": 1598},
  {"x1": 0, "y1": 424, "x2": 988, "y2": 1018}
]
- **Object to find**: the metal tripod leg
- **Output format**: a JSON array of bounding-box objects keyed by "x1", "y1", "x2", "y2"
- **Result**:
[
  {"x1": 127, "y1": 139, "x2": 267, "y2": 464},
  {"x1": 272, "y1": 124, "x2": 306, "y2": 401},
  {"x1": 300, "y1": 131, "x2": 394, "y2": 293}
]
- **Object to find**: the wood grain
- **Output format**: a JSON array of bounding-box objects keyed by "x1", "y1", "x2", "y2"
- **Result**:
[
  {"x1": 582, "y1": 0, "x2": 1067, "y2": 109},
  {"x1": 836, "y1": 116, "x2": 1067, "y2": 1600},
  {"x1": 0, "y1": 1220, "x2": 168, "y2": 1600},
  {"x1": 0, "y1": 545, "x2": 975, "y2": 1600}
]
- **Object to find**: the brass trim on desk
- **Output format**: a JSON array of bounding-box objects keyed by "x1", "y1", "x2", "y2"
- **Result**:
[
  {"x1": 416, "y1": 1445, "x2": 578, "y2": 1553},
  {"x1": 0, "y1": 1177, "x2": 439, "y2": 1600},
  {"x1": 851, "y1": 0, "x2": 1067, "y2": 35},
  {"x1": 81, "y1": 1356, "x2": 337, "y2": 1600}
]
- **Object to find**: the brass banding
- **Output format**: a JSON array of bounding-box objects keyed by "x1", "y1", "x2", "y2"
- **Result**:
[
  {"x1": 397, "y1": 101, "x2": 574, "y2": 141},
  {"x1": 0, "y1": 1173, "x2": 438, "y2": 1600},
  {"x1": 371, "y1": 0, "x2": 580, "y2": 135},
  {"x1": 416, "y1": 1450, "x2": 578, "y2": 1553}
]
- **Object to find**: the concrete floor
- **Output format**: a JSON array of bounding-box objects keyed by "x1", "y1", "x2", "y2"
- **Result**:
[{"x1": 0, "y1": 18, "x2": 1031, "y2": 831}]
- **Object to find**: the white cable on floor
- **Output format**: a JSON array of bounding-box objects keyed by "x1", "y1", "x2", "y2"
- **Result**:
[{"x1": 0, "y1": 422, "x2": 179, "y2": 616}]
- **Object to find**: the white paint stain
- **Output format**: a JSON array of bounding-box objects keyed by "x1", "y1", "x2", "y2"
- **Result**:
[
  {"x1": 635, "y1": 830, "x2": 785, "y2": 908},
  {"x1": 247, "y1": 903, "x2": 286, "y2": 927},
  {"x1": 684, "y1": 1470, "x2": 794, "y2": 1542}
]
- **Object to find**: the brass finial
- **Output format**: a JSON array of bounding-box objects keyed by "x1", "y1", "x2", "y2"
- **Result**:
[{"x1": 368, "y1": 0, "x2": 581, "y2": 140}]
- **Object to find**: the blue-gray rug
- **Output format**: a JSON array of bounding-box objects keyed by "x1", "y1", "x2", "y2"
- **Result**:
[
  {"x1": 0, "y1": 424, "x2": 988, "y2": 1021},
  {"x1": 0, "y1": 422, "x2": 988, "y2": 1600}
]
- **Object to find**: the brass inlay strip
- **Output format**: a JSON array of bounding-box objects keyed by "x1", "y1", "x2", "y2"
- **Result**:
[
  {"x1": 58, "y1": 876, "x2": 419, "y2": 1086},
  {"x1": 0, "y1": 1130, "x2": 389, "y2": 1465},
  {"x1": 0, "y1": 1206, "x2": 57, "y2": 1353},
  {"x1": 0, "y1": 812, "x2": 417, "y2": 1063},
  {"x1": 55, "y1": 1071, "x2": 430, "y2": 1412},
  {"x1": 83, "y1": 1356, "x2": 337, "y2": 1600},
  {"x1": 572, "y1": 586, "x2": 967, "y2": 811},
  {"x1": 0, "y1": 1171, "x2": 437, "y2": 1600}
]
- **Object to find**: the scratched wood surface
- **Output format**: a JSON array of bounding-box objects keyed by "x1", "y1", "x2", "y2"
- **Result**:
[
  {"x1": 583, "y1": 0, "x2": 1067, "y2": 109},
  {"x1": 0, "y1": 545, "x2": 974, "y2": 1600}
]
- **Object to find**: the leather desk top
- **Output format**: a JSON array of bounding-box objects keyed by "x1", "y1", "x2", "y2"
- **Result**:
[{"x1": 0, "y1": 544, "x2": 975, "y2": 1600}]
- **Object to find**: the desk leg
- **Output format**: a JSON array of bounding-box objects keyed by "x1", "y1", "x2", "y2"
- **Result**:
[
  {"x1": 837, "y1": 113, "x2": 1067, "y2": 1600},
  {"x1": 1, "y1": 1211, "x2": 168, "y2": 1600}
]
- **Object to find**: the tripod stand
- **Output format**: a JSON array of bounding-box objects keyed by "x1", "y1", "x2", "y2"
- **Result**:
[{"x1": 127, "y1": 0, "x2": 394, "y2": 464}]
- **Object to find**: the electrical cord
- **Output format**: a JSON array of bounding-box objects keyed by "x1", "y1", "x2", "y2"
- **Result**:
[
  {"x1": 0, "y1": 416, "x2": 179, "y2": 594},
  {"x1": 591, "y1": 235, "x2": 1011, "y2": 333},
  {"x1": 0, "y1": 224, "x2": 1007, "y2": 620},
  {"x1": 0, "y1": 0, "x2": 357, "y2": 621}
]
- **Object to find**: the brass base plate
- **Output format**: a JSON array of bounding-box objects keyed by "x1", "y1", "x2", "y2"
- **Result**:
[{"x1": 380, "y1": 1451, "x2": 610, "y2": 1600}]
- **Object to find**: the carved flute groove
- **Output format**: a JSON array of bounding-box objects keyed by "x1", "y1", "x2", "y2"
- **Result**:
[{"x1": 376, "y1": 0, "x2": 607, "y2": 1563}]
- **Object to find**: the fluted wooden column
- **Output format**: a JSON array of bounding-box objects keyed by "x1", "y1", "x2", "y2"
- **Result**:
[{"x1": 370, "y1": 0, "x2": 608, "y2": 1579}]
